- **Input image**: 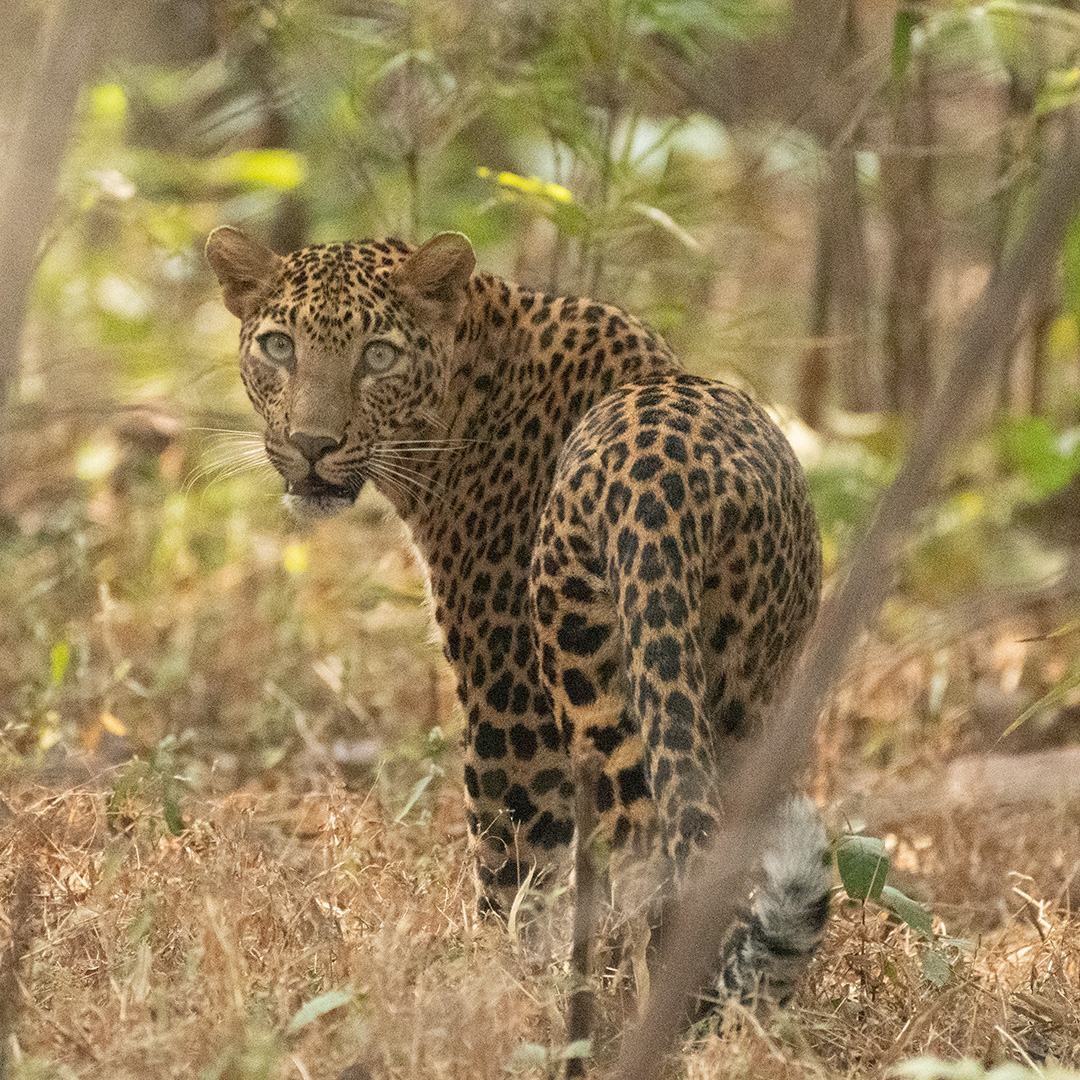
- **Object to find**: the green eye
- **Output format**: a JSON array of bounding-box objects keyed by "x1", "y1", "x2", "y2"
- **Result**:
[
  {"x1": 257, "y1": 331, "x2": 295, "y2": 370},
  {"x1": 363, "y1": 340, "x2": 399, "y2": 373}
]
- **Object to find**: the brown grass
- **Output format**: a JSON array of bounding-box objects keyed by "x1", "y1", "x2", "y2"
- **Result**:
[{"x1": 3, "y1": 740, "x2": 1080, "y2": 1080}]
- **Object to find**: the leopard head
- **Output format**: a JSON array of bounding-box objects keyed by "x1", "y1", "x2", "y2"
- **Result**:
[{"x1": 205, "y1": 226, "x2": 475, "y2": 517}]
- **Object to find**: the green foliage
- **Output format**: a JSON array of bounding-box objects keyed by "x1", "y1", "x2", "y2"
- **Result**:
[
  {"x1": 201, "y1": 1021, "x2": 283, "y2": 1080},
  {"x1": 107, "y1": 734, "x2": 191, "y2": 837},
  {"x1": 505, "y1": 1038, "x2": 592, "y2": 1076},
  {"x1": 836, "y1": 832, "x2": 952, "y2": 987},
  {"x1": 836, "y1": 834, "x2": 888, "y2": 902},
  {"x1": 286, "y1": 989, "x2": 354, "y2": 1035},
  {"x1": 997, "y1": 416, "x2": 1080, "y2": 497}
]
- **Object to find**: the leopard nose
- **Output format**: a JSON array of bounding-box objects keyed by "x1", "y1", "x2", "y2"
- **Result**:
[{"x1": 288, "y1": 431, "x2": 341, "y2": 462}]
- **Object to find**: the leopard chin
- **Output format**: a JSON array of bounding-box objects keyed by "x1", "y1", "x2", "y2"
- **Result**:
[{"x1": 282, "y1": 477, "x2": 360, "y2": 519}]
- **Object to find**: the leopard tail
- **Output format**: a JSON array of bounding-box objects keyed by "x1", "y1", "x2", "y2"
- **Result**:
[{"x1": 710, "y1": 795, "x2": 831, "y2": 1010}]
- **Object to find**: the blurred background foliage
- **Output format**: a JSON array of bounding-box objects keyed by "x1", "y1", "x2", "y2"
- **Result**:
[{"x1": 1, "y1": 0, "x2": 1079, "y2": 818}]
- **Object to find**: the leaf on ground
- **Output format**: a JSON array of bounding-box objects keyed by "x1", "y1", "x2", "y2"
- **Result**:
[
  {"x1": 837, "y1": 835, "x2": 889, "y2": 901},
  {"x1": 881, "y1": 884, "x2": 933, "y2": 940},
  {"x1": 920, "y1": 947, "x2": 951, "y2": 987},
  {"x1": 287, "y1": 989, "x2": 352, "y2": 1034}
]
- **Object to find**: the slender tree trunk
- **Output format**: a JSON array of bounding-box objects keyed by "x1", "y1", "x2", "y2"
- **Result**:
[
  {"x1": 800, "y1": 144, "x2": 875, "y2": 425},
  {"x1": 0, "y1": 0, "x2": 105, "y2": 423},
  {"x1": 882, "y1": 37, "x2": 938, "y2": 420},
  {"x1": 237, "y1": 38, "x2": 309, "y2": 252},
  {"x1": 992, "y1": 77, "x2": 1057, "y2": 417},
  {"x1": 799, "y1": 207, "x2": 832, "y2": 429},
  {"x1": 831, "y1": 146, "x2": 875, "y2": 412}
]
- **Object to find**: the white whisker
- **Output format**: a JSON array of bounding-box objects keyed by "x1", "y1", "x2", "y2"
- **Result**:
[
  {"x1": 370, "y1": 449, "x2": 442, "y2": 465},
  {"x1": 367, "y1": 462, "x2": 416, "y2": 505},
  {"x1": 368, "y1": 459, "x2": 445, "y2": 503},
  {"x1": 185, "y1": 430, "x2": 273, "y2": 494},
  {"x1": 373, "y1": 459, "x2": 445, "y2": 494},
  {"x1": 418, "y1": 409, "x2": 451, "y2": 433}
]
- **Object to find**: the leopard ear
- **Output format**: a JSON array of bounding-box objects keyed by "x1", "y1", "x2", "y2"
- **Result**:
[
  {"x1": 393, "y1": 231, "x2": 475, "y2": 327},
  {"x1": 205, "y1": 226, "x2": 282, "y2": 320}
]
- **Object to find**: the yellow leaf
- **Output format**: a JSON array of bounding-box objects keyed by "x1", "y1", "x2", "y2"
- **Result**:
[
  {"x1": 284, "y1": 541, "x2": 309, "y2": 575},
  {"x1": 100, "y1": 712, "x2": 127, "y2": 737},
  {"x1": 90, "y1": 83, "x2": 127, "y2": 123},
  {"x1": 207, "y1": 149, "x2": 308, "y2": 191}
]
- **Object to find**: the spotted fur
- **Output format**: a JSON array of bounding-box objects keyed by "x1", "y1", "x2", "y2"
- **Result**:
[{"x1": 206, "y1": 227, "x2": 831, "y2": 1007}]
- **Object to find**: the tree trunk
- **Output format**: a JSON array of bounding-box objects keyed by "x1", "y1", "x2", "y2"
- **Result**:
[
  {"x1": 882, "y1": 37, "x2": 938, "y2": 420},
  {"x1": 800, "y1": 144, "x2": 876, "y2": 425},
  {"x1": 0, "y1": 0, "x2": 105, "y2": 423}
]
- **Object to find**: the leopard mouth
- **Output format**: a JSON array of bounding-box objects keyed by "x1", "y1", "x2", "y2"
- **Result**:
[{"x1": 283, "y1": 476, "x2": 362, "y2": 518}]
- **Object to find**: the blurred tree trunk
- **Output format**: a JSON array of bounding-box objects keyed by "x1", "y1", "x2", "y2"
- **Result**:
[
  {"x1": 0, "y1": 0, "x2": 105, "y2": 423},
  {"x1": 653, "y1": 0, "x2": 878, "y2": 426},
  {"x1": 236, "y1": 39, "x2": 310, "y2": 252},
  {"x1": 882, "y1": 35, "x2": 938, "y2": 420},
  {"x1": 798, "y1": 1, "x2": 875, "y2": 427},
  {"x1": 800, "y1": 144, "x2": 875, "y2": 426},
  {"x1": 993, "y1": 76, "x2": 1056, "y2": 416}
]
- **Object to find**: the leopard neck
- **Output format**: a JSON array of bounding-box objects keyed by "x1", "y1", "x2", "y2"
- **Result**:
[
  {"x1": 391, "y1": 270, "x2": 679, "y2": 549},
  {"x1": 442, "y1": 271, "x2": 679, "y2": 441},
  {"x1": 444, "y1": 272, "x2": 545, "y2": 433}
]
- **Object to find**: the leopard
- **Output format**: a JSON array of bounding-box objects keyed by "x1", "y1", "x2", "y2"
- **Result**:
[{"x1": 205, "y1": 226, "x2": 831, "y2": 1010}]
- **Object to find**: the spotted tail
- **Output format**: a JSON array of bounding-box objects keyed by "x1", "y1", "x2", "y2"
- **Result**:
[{"x1": 708, "y1": 795, "x2": 832, "y2": 1011}]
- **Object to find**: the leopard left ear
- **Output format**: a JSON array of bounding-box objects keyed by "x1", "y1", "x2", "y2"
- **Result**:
[
  {"x1": 392, "y1": 231, "x2": 475, "y2": 327},
  {"x1": 205, "y1": 226, "x2": 283, "y2": 320}
]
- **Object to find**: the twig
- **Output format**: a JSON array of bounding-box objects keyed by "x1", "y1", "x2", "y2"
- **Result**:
[{"x1": 566, "y1": 749, "x2": 603, "y2": 1078}]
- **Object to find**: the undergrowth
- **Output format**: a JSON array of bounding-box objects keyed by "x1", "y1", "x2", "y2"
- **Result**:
[{"x1": 3, "y1": 775, "x2": 1080, "y2": 1079}]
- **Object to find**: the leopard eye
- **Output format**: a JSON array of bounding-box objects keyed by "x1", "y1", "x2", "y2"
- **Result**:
[
  {"x1": 257, "y1": 331, "x2": 296, "y2": 371},
  {"x1": 363, "y1": 339, "x2": 399, "y2": 374}
]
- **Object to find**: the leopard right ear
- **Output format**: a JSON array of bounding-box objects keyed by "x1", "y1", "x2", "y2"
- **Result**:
[
  {"x1": 205, "y1": 226, "x2": 282, "y2": 320},
  {"x1": 392, "y1": 231, "x2": 475, "y2": 327}
]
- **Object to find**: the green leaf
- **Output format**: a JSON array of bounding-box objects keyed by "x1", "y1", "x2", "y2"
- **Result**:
[
  {"x1": 997, "y1": 416, "x2": 1080, "y2": 496},
  {"x1": 50, "y1": 641, "x2": 71, "y2": 687},
  {"x1": 920, "y1": 947, "x2": 951, "y2": 987},
  {"x1": 888, "y1": 1058, "x2": 1049, "y2": 1080},
  {"x1": 891, "y1": 10, "x2": 919, "y2": 84},
  {"x1": 286, "y1": 989, "x2": 352, "y2": 1034},
  {"x1": 1062, "y1": 207, "x2": 1080, "y2": 328},
  {"x1": 888, "y1": 1057, "x2": 984, "y2": 1080},
  {"x1": 997, "y1": 664, "x2": 1080, "y2": 744},
  {"x1": 559, "y1": 1039, "x2": 592, "y2": 1061},
  {"x1": 506, "y1": 1042, "x2": 551, "y2": 1072},
  {"x1": 394, "y1": 769, "x2": 434, "y2": 823},
  {"x1": 836, "y1": 835, "x2": 889, "y2": 901},
  {"x1": 162, "y1": 792, "x2": 185, "y2": 837},
  {"x1": 880, "y1": 884, "x2": 933, "y2": 940},
  {"x1": 1035, "y1": 65, "x2": 1080, "y2": 117}
]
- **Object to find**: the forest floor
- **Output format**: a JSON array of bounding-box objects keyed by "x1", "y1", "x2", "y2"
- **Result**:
[
  {"x1": 2, "y1": 433, "x2": 1080, "y2": 1080},
  {"x1": 4, "y1": 639, "x2": 1080, "y2": 1080}
]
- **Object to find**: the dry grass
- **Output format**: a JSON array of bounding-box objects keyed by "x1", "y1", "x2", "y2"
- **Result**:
[
  {"x1": 1, "y1": 780, "x2": 560, "y2": 1079},
  {"x1": 3, "y1": 736, "x2": 1080, "y2": 1080}
]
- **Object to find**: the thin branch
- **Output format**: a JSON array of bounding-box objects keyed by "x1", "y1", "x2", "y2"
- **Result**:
[{"x1": 616, "y1": 112, "x2": 1080, "y2": 1080}]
